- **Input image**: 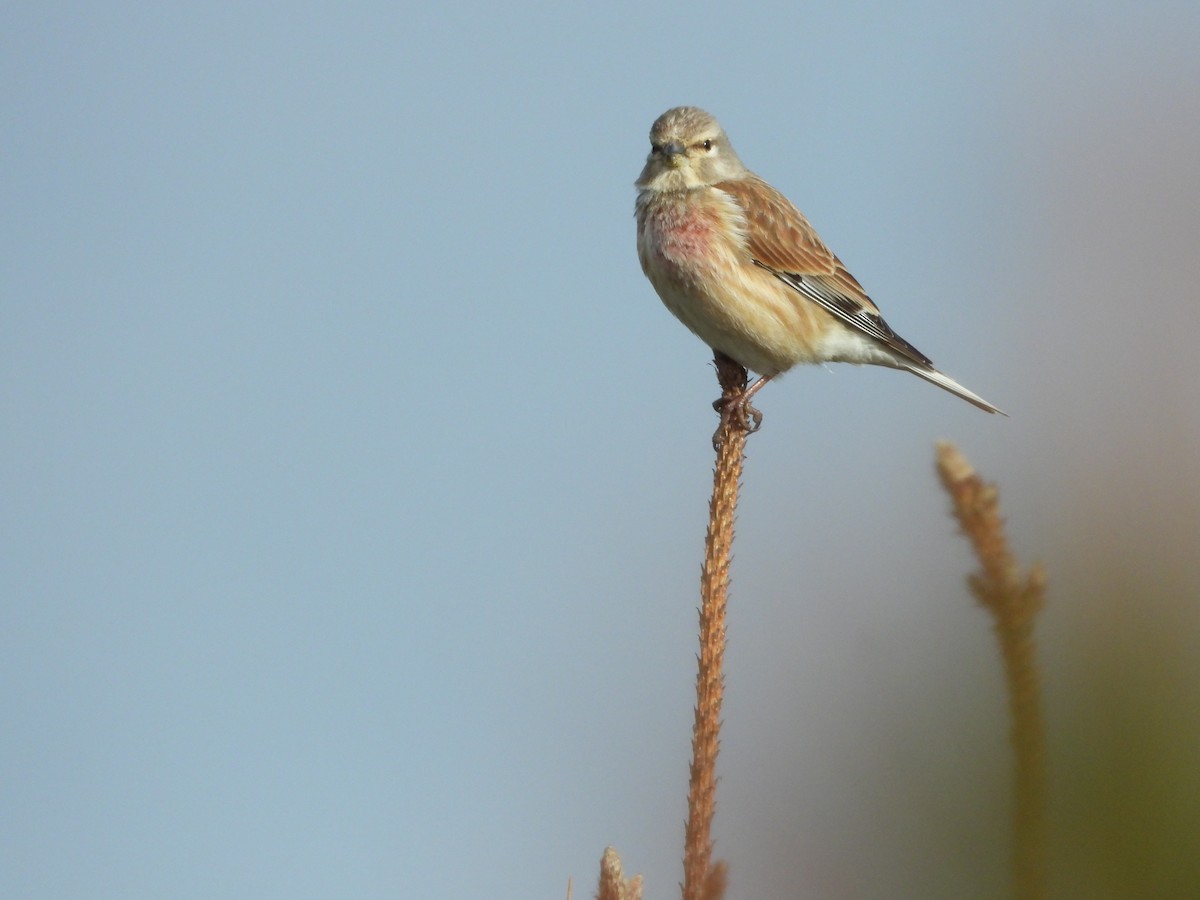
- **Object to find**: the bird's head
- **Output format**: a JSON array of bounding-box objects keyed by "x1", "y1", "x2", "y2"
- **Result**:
[{"x1": 636, "y1": 106, "x2": 747, "y2": 192}]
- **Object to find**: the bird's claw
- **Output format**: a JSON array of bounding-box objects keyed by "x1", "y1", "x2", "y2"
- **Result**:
[{"x1": 711, "y1": 393, "x2": 763, "y2": 450}]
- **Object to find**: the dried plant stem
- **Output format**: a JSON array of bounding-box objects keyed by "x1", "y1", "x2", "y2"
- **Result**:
[
  {"x1": 680, "y1": 353, "x2": 749, "y2": 900},
  {"x1": 936, "y1": 441, "x2": 1048, "y2": 900},
  {"x1": 596, "y1": 847, "x2": 643, "y2": 900}
]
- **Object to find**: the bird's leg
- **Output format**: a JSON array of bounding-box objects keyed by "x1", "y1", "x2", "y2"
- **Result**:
[
  {"x1": 711, "y1": 365, "x2": 773, "y2": 449},
  {"x1": 721, "y1": 374, "x2": 770, "y2": 432},
  {"x1": 739, "y1": 373, "x2": 771, "y2": 410}
]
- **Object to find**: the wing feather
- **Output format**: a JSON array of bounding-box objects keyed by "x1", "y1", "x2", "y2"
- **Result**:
[{"x1": 715, "y1": 175, "x2": 933, "y2": 367}]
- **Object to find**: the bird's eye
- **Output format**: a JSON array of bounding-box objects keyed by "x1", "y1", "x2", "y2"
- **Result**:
[
  {"x1": 702, "y1": 140, "x2": 713, "y2": 151},
  {"x1": 650, "y1": 144, "x2": 661, "y2": 155}
]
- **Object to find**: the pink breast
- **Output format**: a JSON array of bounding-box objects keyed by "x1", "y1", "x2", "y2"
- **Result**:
[{"x1": 647, "y1": 203, "x2": 718, "y2": 265}]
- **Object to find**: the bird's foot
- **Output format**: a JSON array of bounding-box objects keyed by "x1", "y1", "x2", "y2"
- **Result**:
[{"x1": 711, "y1": 392, "x2": 763, "y2": 450}]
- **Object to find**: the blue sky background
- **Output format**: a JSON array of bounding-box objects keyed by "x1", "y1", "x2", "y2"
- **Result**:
[{"x1": 4, "y1": 2, "x2": 1200, "y2": 897}]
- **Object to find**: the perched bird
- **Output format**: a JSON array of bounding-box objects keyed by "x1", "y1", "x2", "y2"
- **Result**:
[{"x1": 635, "y1": 106, "x2": 1003, "y2": 433}]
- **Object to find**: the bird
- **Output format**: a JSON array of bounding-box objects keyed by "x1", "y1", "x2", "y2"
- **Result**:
[{"x1": 634, "y1": 106, "x2": 1003, "y2": 436}]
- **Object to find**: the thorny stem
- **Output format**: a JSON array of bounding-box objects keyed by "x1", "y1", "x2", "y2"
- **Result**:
[
  {"x1": 681, "y1": 352, "x2": 749, "y2": 900},
  {"x1": 936, "y1": 442, "x2": 1047, "y2": 900}
]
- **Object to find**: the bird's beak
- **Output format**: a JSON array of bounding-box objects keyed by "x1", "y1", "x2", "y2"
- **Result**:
[{"x1": 663, "y1": 141, "x2": 686, "y2": 167}]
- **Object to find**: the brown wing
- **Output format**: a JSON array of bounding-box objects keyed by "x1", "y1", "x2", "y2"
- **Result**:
[{"x1": 715, "y1": 174, "x2": 933, "y2": 368}]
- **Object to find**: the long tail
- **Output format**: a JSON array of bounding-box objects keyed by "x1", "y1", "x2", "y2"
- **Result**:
[{"x1": 904, "y1": 364, "x2": 1006, "y2": 415}]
